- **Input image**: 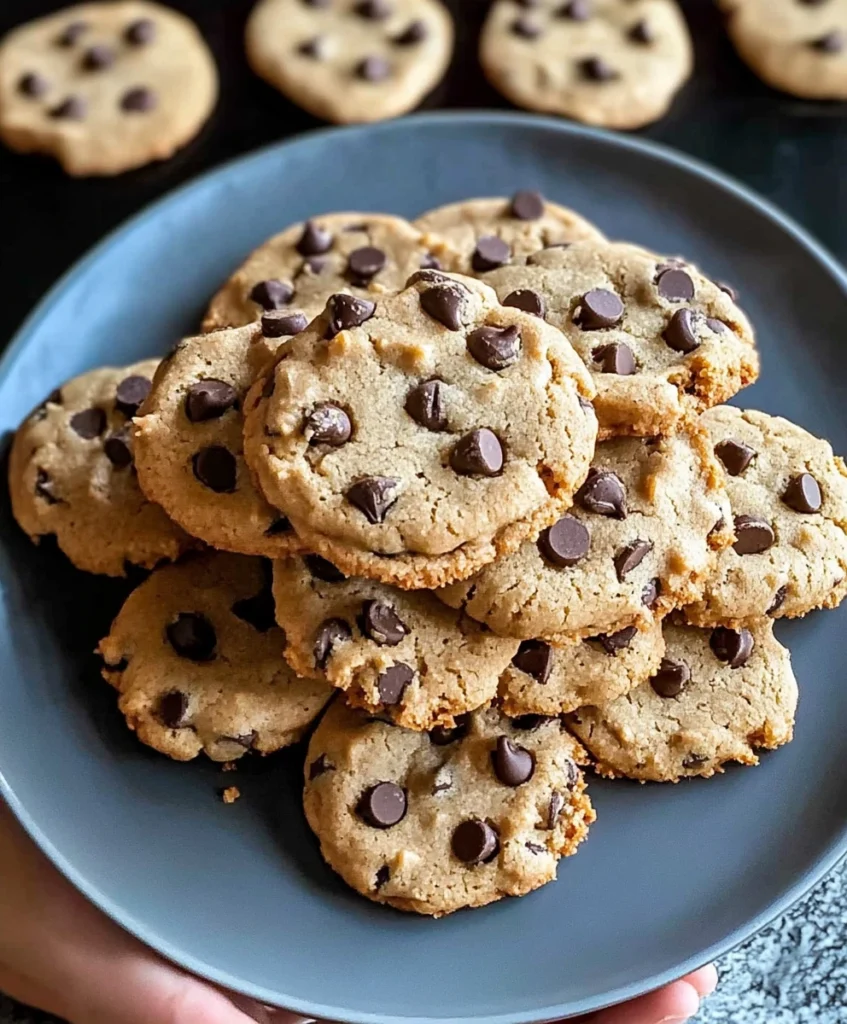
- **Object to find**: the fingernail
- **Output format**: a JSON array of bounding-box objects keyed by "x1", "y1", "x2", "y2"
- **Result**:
[{"x1": 659, "y1": 1016, "x2": 692, "y2": 1024}]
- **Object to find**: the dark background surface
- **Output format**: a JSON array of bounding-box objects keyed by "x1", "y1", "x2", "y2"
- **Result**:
[{"x1": 2, "y1": 0, "x2": 847, "y2": 355}]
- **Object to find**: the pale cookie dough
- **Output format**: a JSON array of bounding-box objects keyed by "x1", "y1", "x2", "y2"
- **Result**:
[
  {"x1": 0, "y1": 1, "x2": 217, "y2": 176},
  {"x1": 485, "y1": 240, "x2": 759, "y2": 439},
  {"x1": 273, "y1": 554, "x2": 518, "y2": 730},
  {"x1": 500, "y1": 617, "x2": 665, "y2": 717},
  {"x1": 719, "y1": 0, "x2": 847, "y2": 100},
  {"x1": 203, "y1": 212, "x2": 437, "y2": 333},
  {"x1": 438, "y1": 426, "x2": 732, "y2": 642},
  {"x1": 243, "y1": 271, "x2": 597, "y2": 590},
  {"x1": 98, "y1": 553, "x2": 333, "y2": 762},
  {"x1": 566, "y1": 619, "x2": 798, "y2": 782},
  {"x1": 303, "y1": 699, "x2": 594, "y2": 915},
  {"x1": 413, "y1": 192, "x2": 605, "y2": 276},
  {"x1": 8, "y1": 359, "x2": 193, "y2": 577},
  {"x1": 480, "y1": 0, "x2": 693, "y2": 130},
  {"x1": 133, "y1": 324, "x2": 305, "y2": 558},
  {"x1": 245, "y1": 0, "x2": 454, "y2": 124},
  {"x1": 684, "y1": 406, "x2": 847, "y2": 626}
]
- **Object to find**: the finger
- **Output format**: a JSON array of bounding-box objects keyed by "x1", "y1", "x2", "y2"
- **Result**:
[
  {"x1": 580, "y1": 979, "x2": 701, "y2": 1024},
  {"x1": 680, "y1": 964, "x2": 718, "y2": 999},
  {"x1": 0, "y1": 964, "x2": 66, "y2": 1018}
]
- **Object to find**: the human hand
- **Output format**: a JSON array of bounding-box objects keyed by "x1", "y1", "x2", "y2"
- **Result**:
[{"x1": 0, "y1": 799, "x2": 715, "y2": 1024}]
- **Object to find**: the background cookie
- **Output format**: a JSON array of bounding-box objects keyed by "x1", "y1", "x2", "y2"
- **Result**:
[
  {"x1": 133, "y1": 324, "x2": 303, "y2": 557},
  {"x1": 303, "y1": 700, "x2": 594, "y2": 915},
  {"x1": 8, "y1": 359, "x2": 193, "y2": 576},
  {"x1": 0, "y1": 1, "x2": 218, "y2": 176},
  {"x1": 479, "y1": 0, "x2": 693, "y2": 130},
  {"x1": 566, "y1": 619, "x2": 798, "y2": 782},
  {"x1": 98, "y1": 553, "x2": 333, "y2": 762},
  {"x1": 245, "y1": 0, "x2": 454, "y2": 124}
]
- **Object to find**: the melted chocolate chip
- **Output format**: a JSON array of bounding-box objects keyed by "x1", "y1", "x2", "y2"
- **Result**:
[
  {"x1": 305, "y1": 554, "x2": 346, "y2": 582},
  {"x1": 19, "y1": 72, "x2": 49, "y2": 97},
  {"x1": 166, "y1": 613, "x2": 216, "y2": 661},
  {"x1": 650, "y1": 658, "x2": 690, "y2": 698},
  {"x1": 547, "y1": 791, "x2": 565, "y2": 829},
  {"x1": 492, "y1": 736, "x2": 535, "y2": 786},
  {"x1": 452, "y1": 820, "x2": 499, "y2": 864},
  {"x1": 467, "y1": 324, "x2": 521, "y2": 370},
  {"x1": 121, "y1": 86, "x2": 156, "y2": 112},
  {"x1": 502, "y1": 288, "x2": 546, "y2": 317},
  {"x1": 450, "y1": 429, "x2": 504, "y2": 476},
  {"x1": 580, "y1": 56, "x2": 619, "y2": 81},
  {"x1": 354, "y1": 0, "x2": 392, "y2": 17},
  {"x1": 304, "y1": 403, "x2": 352, "y2": 446},
  {"x1": 593, "y1": 341, "x2": 636, "y2": 375},
  {"x1": 298, "y1": 35, "x2": 325, "y2": 58},
  {"x1": 642, "y1": 577, "x2": 661, "y2": 608},
  {"x1": 512, "y1": 640, "x2": 553, "y2": 684},
  {"x1": 768, "y1": 585, "x2": 788, "y2": 616},
  {"x1": 361, "y1": 600, "x2": 409, "y2": 645},
  {"x1": 710, "y1": 626, "x2": 754, "y2": 668},
  {"x1": 159, "y1": 691, "x2": 189, "y2": 728},
  {"x1": 104, "y1": 427, "x2": 133, "y2": 468},
  {"x1": 628, "y1": 18, "x2": 654, "y2": 44},
  {"x1": 656, "y1": 266, "x2": 695, "y2": 301},
  {"x1": 126, "y1": 18, "x2": 156, "y2": 45},
  {"x1": 185, "y1": 380, "x2": 237, "y2": 423},
  {"x1": 50, "y1": 96, "x2": 86, "y2": 119},
  {"x1": 115, "y1": 375, "x2": 152, "y2": 418},
  {"x1": 356, "y1": 55, "x2": 391, "y2": 81},
  {"x1": 377, "y1": 663, "x2": 414, "y2": 704},
  {"x1": 558, "y1": 0, "x2": 591, "y2": 19},
  {"x1": 405, "y1": 379, "x2": 447, "y2": 431},
  {"x1": 782, "y1": 473, "x2": 822, "y2": 514},
  {"x1": 575, "y1": 289, "x2": 624, "y2": 329},
  {"x1": 192, "y1": 446, "x2": 237, "y2": 493},
  {"x1": 715, "y1": 439, "x2": 756, "y2": 476},
  {"x1": 614, "y1": 539, "x2": 653, "y2": 582},
  {"x1": 297, "y1": 220, "x2": 333, "y2": 256},
  {"x1": 576, "y1": 468, "x2": 627, "y2": 518},
  {"x1": 346, "y1": 477, "x2": 399, "y2": 523},
  {"x1": 511, "y1": 16, "x2": 542, "y2": 37},
  {"x1": 375, "y1": 864, "x2": 391, "y2": 888},
  {"x1": 811, "y1": 30, "x2": 844, "y2": 53},
  {"x1": 70, "y1": 407, "x2": 106, "y2": 439},
  {"x1": 34, "y1": 469, "x2": 60, "y2": 504},
  {"x1": 538, "y1": 514, "x2": 590, "y2": 567},
  {"x1": 472, "y1": 236, "x2": 511, "y2": 272},
  {"x1": 419, "y1": 282, "x2": 468, "y2": 330},
  {"x1": 347, "y1": 246, "x2": 386, "y2": 282},
  {"x1": 314, "y1": 618, "x2": 351, "y2": 668},
  {"x1": 83, "y1": 44, "x2": 115, "y2": 70},
  {"x1": 589, "y1": 625, "x2": 637, "y2": 656},
  {"x1": 430, "y1": 715, "x2": 469, "y2": 745},
  {"x1": 733, "y1": 515, "x2": 775, "y2": 555},
  {"x1": 394, "y1": 19, "x2": 427, "y2": 44},
  {"x1": 327, "y1": 293, "x2": 375, "y2": 336},
  {"x1": 250, "y1": 279, "x2": 294, "y2": 310},
  {"x1": 57, "y1": 21, "x2": 88, "y2": 47},
  {"x1": 262, "y1": 310, "x2": 308, "y2": 338},
  {"x1": 663, "y1": 308, "x2": 700, "y2": 353},
  {"x1": 509, "y1": 190, "x2": 545, "y2": 221},
  {"x1": 358, "y1": 782, "x2": 407, "y2": 828}
]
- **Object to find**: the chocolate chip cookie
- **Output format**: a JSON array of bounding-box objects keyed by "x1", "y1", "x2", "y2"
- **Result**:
[
  {"x1": 438, "y1": 425, "x2": 732, "y2": 642},
  {"x1": 8, "y1": 359, "x2": 194, "y2": 576},
  {"x1": 485, "y1": 239, "x2": 759, "y2": 438},
  {"x1": 684, "y1": 406, "x2": 847, "y2": 626},
  {"x1": 133, "y1": 324, "x2": 304, "y2": 557},
  {"x1": 479, "y1": 0, "x2": 693, "y2": 130},
  {"x1": 273, "y1": 554, "x2": 519, "y2": 730},
  {"x1": 202, "y1": 212, "x2": 437, "y2": 333},
  {"x1": 303, "y1": 699, "x2": 594, "y2": 915},
  {"x1": 0, "y1": 1, "x2": 217, "y2": 176},
  {"x1": 566, "y1": 619, "x2": 798, "y2": 782},
  {"x1": 413, "y1": 192, "x2": 605, "y2": 276},
  {"x1": 243, "y1": 272, "x2": 597, "y2": 590},
  {"x1": 245, "y1": 0, "x2": 454, "y2": 124},
  {"x1": 98, "y1": 553, "x2": 333, "y2": 761}
]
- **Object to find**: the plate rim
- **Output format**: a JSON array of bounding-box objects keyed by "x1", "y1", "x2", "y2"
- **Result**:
[{"x1": 2, "y1": 109, "x2": 847, "y2": 1024}]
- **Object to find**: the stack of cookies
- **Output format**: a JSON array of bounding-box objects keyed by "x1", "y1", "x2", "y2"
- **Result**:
[{"x1": 10, "y1": 191, "x2": 847, "y2": 917}]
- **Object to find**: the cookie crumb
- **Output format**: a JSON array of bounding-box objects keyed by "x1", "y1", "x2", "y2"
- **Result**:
[
  {"x1": 222, "y1": 761, "x2": 238, "y2": 773},
  {"x1": 221, "y1": 786, "x2": 241, "y2": 804}
]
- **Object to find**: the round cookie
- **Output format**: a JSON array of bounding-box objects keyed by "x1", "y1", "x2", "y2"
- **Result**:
[
  {"x1": 500, "y1": 617, "x2": 665, "y2": 717},
  {"x1": 8, "y1": 359, "x2": 193, "y2": 577},
  {"x1": 243, "y1": 272, "x2": 597, "y2": 590},
  {"x1": 413, "y1": 192, "x2": 605, "y2": 276},
  {"x1": 684, "y1": 406, "x2": 847, "y2": 627},
  {"x1": 719, "y1": 0, "x2": 847, "y2": 100},
  {"x1": 273, "y1": 554, "x2": 519, "y2": 730},
  {"x1": 566, "y1": 619, "x2": 798, "y2": 782},
  {"x1": 479, "y1": 0, "x2": 693, "y2": 130},
  {"x1": 202, "y1": 213, "x2": 438, "y2": 333},
  {"x1": 485, "y1": 240, "x2": 759, "y2": 439},
  {"x1": 0, "y1": 1, "x2": 217, "y2": 176},
  {"x1": 245, "y1": 0, "x2": 454, "y2": 124},
  {"x1": 438, "y1": 426, "x2": 732, "y2": 642},
  {"x1": 133, "y1": 324, "x2": 304, "y2": 557},
  {"x1": 98, "y1": 553, "x2": 333, "y2": 762},
  {"x1": 303, "y1": 700, "x2": 594, "y2": 915}
]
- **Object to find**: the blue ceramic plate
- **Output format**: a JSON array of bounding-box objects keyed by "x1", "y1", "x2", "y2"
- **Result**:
[{"x1": 1, "y1": 113, "x2": 846, "y2": 1024}]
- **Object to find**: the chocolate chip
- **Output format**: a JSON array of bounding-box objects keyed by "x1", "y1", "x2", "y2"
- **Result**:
[
  {"x1": 19, "y1": 72, "x2": 49, "y2": 97},
  {"x1": 407, "y1": 268, "x2": 450, "y2": 287},
  {"x1": 309, "y1": 753, "x2": 334, "y2": 779},
  {"x1": 614, "y1": 539, "x2": 653, "y2": 582},
  {"x1": 576, "y1": 469, "x2": 627, "y2": 518},
  {"x1": 811, "y1": 31, "x2": 844, "y2": 53},
  {"x1": 347, "y1": 246, "x2": 386, "y2": 282},
  {"x1": 430, "y1": 715, "x2": 469, "y2": 745},
  {"x1": 262, "y1": 310, "x2": 308, "y2": 338},
  {"x1": 358, "y1": 782, "x2": 407, "y2": 828},
  {"x1": 266, "y1": 516, "x2": 292, "y2": 535},
  {"x1": 589, "y1": 625, "x2": 637, "y2": 655},
  {"x1": 185, "y1": 380, "x2": 237, "y2": 423},
  {"x1": 452, "y1": 820, "x2": 499, "y2": 864},
  {"x1": 450, "y1": 428, "x2": 504, "y2": 476},
  {"x1": 715, "y1": 439, "x2": 756, "y2": 476},
  {"x1": 405, "y1": 379, "x2": 446, "y2": 431},
  {"x1": 710, "y1": 626, "x2": 754, "y2": 668},
  {"x1": 492, "y1": 736, "x2": 535, "y2": 787},
  {"x1": 347, "y1": 476, "x2": 399, "y2": 523},
  {"x1": 305, "y1": 554, "x2": 346, "y2": 582},
  {"x1": 104, "y1": 427, "x2": 133, "y2": 468},
  {"x1": 472, "y1": 236, "x2": 511, "y2": 273},
  {"x1": 650, "y1": 658, "x2": 691, "y2": 698},
  {"x1": 628, "y1": 18, "x2": 654, "y2": 44},
  {"x1": 50, "y1": 96, "x2": 86, "y2": 119},
  {"x1": 34, "y1": 469, "x2": 60, "y2": 504},
  {"x1": 642, "y1": 577, "x2": 661, "y2": 607},
  {"x1": 547, "y1": 791, "x2": 565, "y2": 829},
  {"x1": 663, "y1": 308, "x2": 700, "y2": 353},
  {"x1": 192, "y1": 446, "x2": 237, "y2": 493},
  {"x1": 768, "y1": 585, "x2": 787, "y2": 615},
  {"x1": 782, "y1": 473, "x2": 822, "y2": 514},
  {"x1": 467, "y1": 324, "x2": 521, "y2": 370},
  {"x1": 70, "y1": 407, "x2": 106, "y2": 439},
  {"x1": 375, "y1": 864, "x2": 391, "y2": 888},
  {"x1": 298, "y1": 35, "x2": 325, "y2": 58},
  {"x1": 511, "y1": 16, "x2": 542, "y2": 37},
  {"x1": 314, "y1": 618, "x2": 351, "y2": 668},
  {"x1": 356, "y1": 55, "x2": 391, "y2": 81},
  {"x1": 121, "y1": 86, "x2": 156, "y2": 112},
  {"x1": 502, "y1": 288, "x2": 546, "y2": 317},
  {"x1": 159, "y1": 691, "x2": 189, "y2": 728},
  {"x1": 304, "y1": 403, "x2": 352, "y2": 446},
  {"x1": 57, "y1": 21, "x2": 88, "y2": 46},
  {"x1": 575, "y1": 289, "x2": 624, "y2": 329},
  {"x1": 683, "y1": 753, "x2": 709, "y2": 770},
  {"x1": 250, "y1": 279, "x2": 294, "y2": 310},
  {"x1": 512, "y1": 640, "x2": 553, "y2": 684},
  {"x1": 297, "y1": 221, "x2": 333, "y2": 256},
  {"x1": 512, "y1": 714, "x2": 548, "y2": 730},
  {"x1": 394, "y1": 19, "x2": 427, "y2": 44},
  {"x1": 303, "y1": 0, "x2": 331, "y2": 6},
  {"x1": 420, "y1": 282, "x2": 468, "y2": 330},
  {"x1": 656, "y1": 267, "x2": 695, "y2": 301},
  {"x1": 354, "y1": 0, "x2": 392, "y2": 17},
  {"x1": 733, "y1": 515, "x2": 775, "y2": 555},
  {"x1": 378, "y1": 663, "x2": 414, "y2": 704},
  {"x1": 580, "y1": 56, "x2": 619, "y2": 81},
  {"x1": 361, "y1": 600, "x2": 409, "y2": 646},
  {"x1": 126, "y1": 18, "x2": 156, "y2": 44},
  {"x1": 717, "y1": 280, "x2": 739, "y2": 302},
  {"x1": 167, "y1": 613, "x2": 216, "y2": 661},
  {"x1": 538, "y1": 514, "x2": 590, "y2": 567},
  {"x1": 232, "y1": 588, "x2": 276, "y2": 633},
  {"x1": 593, "y1": 341, "x2": 637, "y2": 375},
  {"x1": 509, "y1": 190, "x2": 545, "y2": 221},
  {"x1": 327, "y1": 293, "x2": 375, "y2": 336},
  {"x1": 419, "y1": 251, "x2": 441, "y2": 270},
  {"x1": 83, "y1": 44, "x2": 114, "y2": 70},
  {"x1": 706, "y1": 318, "x2": 728, "y2": 334},
  {"x1": 558, "y1": 0, "x2": 591, "y2": 19}
]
